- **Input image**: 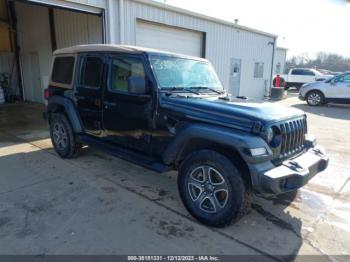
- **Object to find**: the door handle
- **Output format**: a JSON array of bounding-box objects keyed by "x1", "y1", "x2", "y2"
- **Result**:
[{"x1": 104, "y1": 101, "x2": 117, "y2": 107}]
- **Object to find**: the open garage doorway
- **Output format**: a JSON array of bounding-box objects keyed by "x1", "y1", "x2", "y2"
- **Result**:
[{"x1": 0, "y1": 0, "x2": 104, "y2": 104}]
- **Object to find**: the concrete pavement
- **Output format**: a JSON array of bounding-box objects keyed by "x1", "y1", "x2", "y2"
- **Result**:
[{"x1": 0, "y1": 99, "x2": 349, "y2": 259}]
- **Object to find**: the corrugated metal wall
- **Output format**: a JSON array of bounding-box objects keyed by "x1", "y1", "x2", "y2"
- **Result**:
[
  {"x1": 0, "y1": 52, "x2": 18, "y2": 96},
  {"x1": 16, "y1": 2, "x2": 52, "y2": 103},
  {"x1": 118, "y1": 0, "x2": 275, "y2": 99},
  {"x1": 0, "y1": 53, "x2": 15, "y2": 74},
  {"x1": 54, "y1": 9, "x2": 103, "y2": 49},
  {"x1": 274, "y1": 48, "x2": 287, "y2": 75},
  {"x1": 65, "y1": 0, "x2": 106, "y2": 8},
  {"x1": 15, "y1": 1, "x2": 103, "y2": 103}
]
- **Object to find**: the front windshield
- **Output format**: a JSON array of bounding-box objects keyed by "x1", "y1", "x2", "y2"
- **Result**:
[
  {"x1": 311, "y1": 69, "x2": 322, "y2": 75},
  {"x1": 150, "y1": 56, "x2": 224, "y2": 91}
]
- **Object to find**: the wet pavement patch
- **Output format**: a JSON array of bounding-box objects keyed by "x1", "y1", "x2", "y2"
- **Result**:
[{"x1": 251, "y1": 203, "x2": 301, "y2": 238}]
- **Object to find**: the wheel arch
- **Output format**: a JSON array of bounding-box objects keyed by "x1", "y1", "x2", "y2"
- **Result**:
[
  {"x1": 180, "y1": 139, "x2": 252, "y2": 189},
  {"x1": 305, "y1": 89, "x2": 326, "y2": 99},
  {"x1": 47, "y1": 96, "x2": 84, "y2": 133},
  {"x1": 162, "y1": 124, "x2": 268, "y2": 189}
]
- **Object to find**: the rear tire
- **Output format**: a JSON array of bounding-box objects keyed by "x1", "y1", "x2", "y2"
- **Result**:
[
  {"x1": 306, "y1": 90, "x2": 324, "y2": 106},
  {"x1": 178, "y1": 150, "x2": 250, "y2": 227},
  {"x1": 50, "y1": 113, "x2": 81, "y2": 158}
]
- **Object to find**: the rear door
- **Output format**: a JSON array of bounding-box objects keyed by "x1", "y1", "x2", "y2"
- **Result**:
[
  {"x1": 74, "y1": 55, "x2": 106, "y2": 136},
  {"x1": 302, "y1": 69, "x2": 317, "y2": 83},
  {"x1": 290, "y1": 69, "x2": 303, "y2": 83},
  {"x1": 291, "y1": 69, "x2": 315, "y2": 83}
]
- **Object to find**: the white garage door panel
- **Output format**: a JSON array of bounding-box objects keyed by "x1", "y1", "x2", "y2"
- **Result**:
[
  {"x1": 136, "y1": 22, "x2": 202, "y2": 57},
  {"x1": 54, "y1": 9, "x2": 102, "y2": 49}
]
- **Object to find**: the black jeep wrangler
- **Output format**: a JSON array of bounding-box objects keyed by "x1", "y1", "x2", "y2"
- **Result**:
[{"x1": 44, "y1": 44, "x2": 328, "y2": 227}]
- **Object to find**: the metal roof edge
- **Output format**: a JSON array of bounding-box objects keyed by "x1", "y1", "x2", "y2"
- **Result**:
[{"x1": 130, "y1": 0, "x2": 278, "y2": 38}]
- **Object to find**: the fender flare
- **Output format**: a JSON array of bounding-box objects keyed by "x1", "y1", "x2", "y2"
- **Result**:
[
  {"x1": 47, "y1": 96, "x2": 84, "y2": 133},
  {"x1": 162, "y1": 123, "x2": 271, "y2": 166}
]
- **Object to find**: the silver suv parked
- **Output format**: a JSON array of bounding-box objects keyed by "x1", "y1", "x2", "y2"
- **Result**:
[{"x1": 299, "y1": 71, "x2": 350, "y2": 106}]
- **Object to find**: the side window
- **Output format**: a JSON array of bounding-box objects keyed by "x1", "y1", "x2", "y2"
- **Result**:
[
  {"x1": 304, "y1": 70, "x2": 315, "y2": 76},
  {"x1": 110, "y1": 57, "x2": 145, "y2": 92},
  {"x1": 343, "y1": 74, "x2": 350, "y2": 83},
  {"x1": 51, "y1": 56, "x2": 75, "y2": 85},
  {"x1": 335, "y1": 74, "x2": 350, "y2": 83},
  {"x1": 80, "y1": 57, "x2": 104, "y2": 88},
  {"x1": 254, "y1": 62, "x2": 264, "y2": 78},
  {"x1": 291, "y1": 69, "x2": 302, "y2": 75}
]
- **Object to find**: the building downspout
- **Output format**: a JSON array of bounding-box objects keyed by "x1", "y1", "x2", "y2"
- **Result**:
[
  {"x1": 267, "y1": 37, "x2": 277, "y2": 98},
  {"x1": 106, "y1": 0, "x2": 113, "y2": 43},
  {"x1": 119, "y1": 0, "x2": 125, "y2": 44}
]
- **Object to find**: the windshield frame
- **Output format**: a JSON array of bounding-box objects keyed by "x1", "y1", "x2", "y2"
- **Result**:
[
  {"x1": 310, "y1": 69, "x2": 322, "y2": 76},
  {"x1": 148, "y1": 54, "x2": 225, "y2": 94}
]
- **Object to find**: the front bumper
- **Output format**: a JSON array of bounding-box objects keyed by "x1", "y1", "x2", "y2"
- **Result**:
[
  {"x1": 298, "y1": 93, "x2": 306, "y2": 101},
  {"x1": 257, "y1": 145, "x2": 328, "y2": 195}
]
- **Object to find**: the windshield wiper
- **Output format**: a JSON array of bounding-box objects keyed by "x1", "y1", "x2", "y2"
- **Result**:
[
  {"x1": 161, "y1": 87, "x2": 200, "y2": 95},
  {"x1": 188, "y1": 86, "x2": 225, "y2": 94}
]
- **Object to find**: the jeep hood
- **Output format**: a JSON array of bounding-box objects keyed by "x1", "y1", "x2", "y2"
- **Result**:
[{"x1": 161, "y1": 95, "x2": 305, "y2": 131}]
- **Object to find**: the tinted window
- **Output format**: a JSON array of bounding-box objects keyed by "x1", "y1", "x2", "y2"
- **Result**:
[
  {"x1": 291, "y1": 69, "x2": 303, "y2": 75},
  {"x1": 344, "y1": 74, "x2": 350, "y2": 83},
  {"x1": 80, "y1": 57, "x2": 104, "y2": 88},
  {"x1": 51, "y1": 56, "x2": 75, "y2": 85},
  {"x1": 303, "y1": 70, "x2": 315, "y2": 76},
  {"x1": 292, "y1": 69, "x2": 315, "y2": 76},
  {"x1": 335, "y1": 73, "x2": 350, "y2": 83},
  {"x1": 110, "y1": 57, "x2": 145, "y2": 92}
]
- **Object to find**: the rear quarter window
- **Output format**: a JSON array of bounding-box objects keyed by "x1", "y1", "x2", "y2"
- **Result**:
[{"x1": 51, "y1": 56, "x2": 75, "y2": 85}]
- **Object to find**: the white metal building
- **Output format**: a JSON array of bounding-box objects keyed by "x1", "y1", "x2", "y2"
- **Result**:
[
  {"x1": 274, "y1": 47, "x2": 288, "y2": 75},
  {"x1": 0, "y1": 0, "x2": 280, "y2": 103}
]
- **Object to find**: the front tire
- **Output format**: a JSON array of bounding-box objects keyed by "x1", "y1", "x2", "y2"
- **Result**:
[
  {"x1": 178, "y1": 150, "x2": 250, "y2": 227},
  {"x1": 306, "y1": 90, "x2": 324, "y2": 106},
  {"x1": 50, "y1": 113, "x2": 81, "y2": 158}
]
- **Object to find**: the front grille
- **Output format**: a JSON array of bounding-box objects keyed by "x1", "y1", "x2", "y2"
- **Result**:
[{"x1": 279, "y1": 117, "x2": 307, "y2": 160}]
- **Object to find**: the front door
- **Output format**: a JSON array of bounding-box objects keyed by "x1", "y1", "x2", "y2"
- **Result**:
[
  {"x1": 74, "y1": 55, "x2": 105, "y2": 136},
  {"x1": 102, "y1": 54, "x2": 152, "y2": 151},
  {"x1": 229, "y1": 58, "x2": 241, "y2": 96},
  {"x1": 330, "y1": 73, "x2": 350, "y2": 103}
]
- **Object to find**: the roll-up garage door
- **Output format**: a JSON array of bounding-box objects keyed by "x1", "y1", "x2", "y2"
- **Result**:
[
  {"x1": 136, "y1": 21, "x2": 203, "y2": 57},
  {"x1": 54, "y1": 9, "x2": 103, "y2": 49}
]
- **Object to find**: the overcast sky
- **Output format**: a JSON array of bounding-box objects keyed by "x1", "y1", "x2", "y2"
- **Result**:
[{"x1": 160, "y1": 0, "x2": 350, "y2": 58}]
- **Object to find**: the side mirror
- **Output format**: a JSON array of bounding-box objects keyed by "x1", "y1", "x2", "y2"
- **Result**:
[
  {"x1": 128, "y1": 76, "x2": 148, "y2": 94},
  {"x1": 330, "y1": 79, "x2": 336, "y2": 85}
]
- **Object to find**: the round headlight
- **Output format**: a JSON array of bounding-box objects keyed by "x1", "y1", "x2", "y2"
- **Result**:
[
  {"x1": 266, "y1": 127, "x2": 274, "y2": 143},
  {"x1": 263, "y1": 126, "x2": 282, "y2": 148}
]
